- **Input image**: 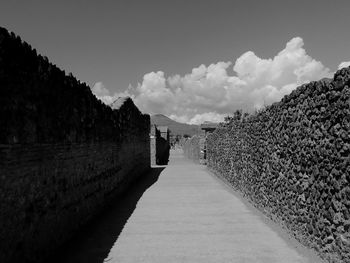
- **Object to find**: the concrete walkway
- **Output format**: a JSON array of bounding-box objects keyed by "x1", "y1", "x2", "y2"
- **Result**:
[
  {"x1": 54, "y1": 149, "x2": 323, "y2": 263},
  {"x1": 103, "y1": 149, "x2": 322, "y2": 263}
]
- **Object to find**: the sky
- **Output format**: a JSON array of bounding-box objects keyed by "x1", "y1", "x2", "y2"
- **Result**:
[{"x1": 1, "y1": 0, "x2": 350, "y2": 123}]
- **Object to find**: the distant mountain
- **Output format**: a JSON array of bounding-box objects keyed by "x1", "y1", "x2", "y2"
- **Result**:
[{"x1": 151, "y1": 114, "x2": 200, "y2": 136}]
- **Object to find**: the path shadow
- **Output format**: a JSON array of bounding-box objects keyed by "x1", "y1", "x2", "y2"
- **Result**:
[{"x1": 51, "y1": 167, "x2": 164, "y2": 263}]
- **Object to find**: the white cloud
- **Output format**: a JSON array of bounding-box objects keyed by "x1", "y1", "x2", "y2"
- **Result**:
[
  {"x1": 338, "y1": 61, "x2": 350, "y2": 70},
  {"x1": 93, "y1": 37, "x2": 332, "y2": 124},
  {"x1": 134, "y1": 71, "x2": 175, "y2": 114},
  {"x1": 91, "y1": 82, "x2": 134, "y2": 105},
  {"x1": 169, "y1": 112, "x2": 226, "y2": 125},
  {"x1": 92, "y1": 82, "x2": 110, "y2": 97},
  {"x1": 188, "y1": 112, "x2": 226, "y2": 125}
]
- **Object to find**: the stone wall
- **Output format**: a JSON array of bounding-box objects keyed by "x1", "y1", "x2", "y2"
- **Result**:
[
  {"x1": 207, "y1": 68, "x2": 350, "y2": 262},
  {"x1": 0, "y1": 27, "x2": 150, "y2": 263},
  {"x1": 156, "y1": 136, "x2": 170, "y2": 165},
  {"x1": 150, "y1": 125, "x2": 170, "y2": 165},
  {"x1": 150, "y1": 125, "x2": 157, "y2": 165}
]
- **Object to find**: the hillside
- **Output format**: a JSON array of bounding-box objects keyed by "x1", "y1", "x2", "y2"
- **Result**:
[{"x1": 151, "y1": 114, "x2": 200, "y2": 136}]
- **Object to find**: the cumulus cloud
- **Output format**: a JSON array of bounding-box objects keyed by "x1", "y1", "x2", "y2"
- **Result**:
[
  {"x1": 92, "y1": 81, "x2": 109, "y2": 96},
  {"x1": 338, "y1": 61, "x2": 350, "y2": 70},
  {"x1": 134, "y1": 71, "x2": 175, "y2": 114},
  {"x1": 93, "y1": 37, "x2": 332, "y2": 124},
  {"x1": 91, "y1": 82, "x2": 133, "y2": 105},
  {"x1": 186, "y1": 112, "x2": 226, "y2": 125}
]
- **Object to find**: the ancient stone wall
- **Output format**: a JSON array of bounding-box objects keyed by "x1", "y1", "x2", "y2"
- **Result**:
[
  {"x1": 207, "y1": 68, "x2": 350, "y2": 262},
  {"x1": 0, "y1": 27, "x2": 150, "y2": 263},
  {"x1": 156, "y1": 136, "x2": 170, "y2": 165},
  {"x1": 150, "y1": 125, "x2": 157, "y2": 165},
  {"x1": 150, "y1": 125, "x2": 170, "y2": 165}
]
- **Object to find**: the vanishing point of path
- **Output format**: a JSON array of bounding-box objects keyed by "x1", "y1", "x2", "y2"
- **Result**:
[{"x1": 53, "y1": 149, "x2": 324, "y2": 263}]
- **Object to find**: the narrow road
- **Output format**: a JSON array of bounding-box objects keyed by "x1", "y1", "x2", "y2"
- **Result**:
[{"x1": 54, "y1": 149, "x2": 323, "y2": 263}]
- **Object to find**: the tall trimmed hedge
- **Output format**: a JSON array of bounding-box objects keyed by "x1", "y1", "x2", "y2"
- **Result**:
[{"x1": 207, "y1": 68, "x2": 350, "y2": 263}]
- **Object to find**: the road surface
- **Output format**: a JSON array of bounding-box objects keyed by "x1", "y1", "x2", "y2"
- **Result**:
[{"x1": 53, "y1": 149, "x2": 324, "y2": 263}]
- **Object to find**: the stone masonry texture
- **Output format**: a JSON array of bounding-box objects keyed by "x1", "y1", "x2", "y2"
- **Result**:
[
  {"x1": 150, "y1": 125, "x2": 157, "y2": 165},
  {"x1": 206, "y1": 68, "x2": 350, "y2": 263},
  {"x1": 0, "y1": 27, "x2": 150, "y2": 263},
  {"x1": 150, "y1": 125, "x2": 170, "y2": 165}
]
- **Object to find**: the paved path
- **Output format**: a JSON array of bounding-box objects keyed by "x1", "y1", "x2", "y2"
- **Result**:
[{"x1": 54, "y1": 149, "x2": 323, "y2": 263}]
